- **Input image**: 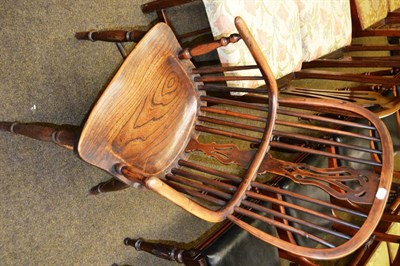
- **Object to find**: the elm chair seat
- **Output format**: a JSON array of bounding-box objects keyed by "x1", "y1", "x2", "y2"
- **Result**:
[
  {"x1": 78, "y1": 18, "x2": 279, "y2": 224},
  {"x1": 0, "y1": 17, "x2": 394, "y2": 261},
  {"x1": 77, "y1": 24, "x2": 199, "y2": 186}
]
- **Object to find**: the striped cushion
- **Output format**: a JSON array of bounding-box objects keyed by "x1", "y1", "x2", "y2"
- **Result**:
[{"x1": 354, "y1": 0, "x2": 388, "y2": 30}]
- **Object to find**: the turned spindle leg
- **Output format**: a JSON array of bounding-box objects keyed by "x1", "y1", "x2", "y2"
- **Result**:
[
  {"x1": 124, "y1": 238, "x2": 204, "y2": 265},
  {"x1": 88, "y1": 177, "x2": 130, "y2": 195},
  {"x1": 178, "y1": 33, "x2": 241, "y2": 59},
  {"x1": 0, "y1": 122, "x2": 79, "y2": 150},
  {"x1": 75, "y1": 29, "x2": 147, "y2": 58},
  {"x1": 75, "y1": 30, "x2": 146, "y2": 43}
]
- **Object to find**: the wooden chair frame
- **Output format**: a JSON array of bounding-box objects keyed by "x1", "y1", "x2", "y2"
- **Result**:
[{"x1": 0, "y1": 17, "x2": 394, "y2": 260}]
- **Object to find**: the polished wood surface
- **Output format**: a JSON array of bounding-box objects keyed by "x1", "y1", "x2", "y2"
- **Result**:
[
  {"x1": 327, "y1": 146, "x2": 400, "y2": 265},
  {"x1": 208, "y1": 96, "x2": 393, "y2": 260},
  {"x1": 292, "y1": 69, "x2": 400, "y2": 86},
  {"x1": 0, "y1": 122, "x2": 79, "y2": 150},
  {"x1": 148, "y1": 17, "x2": 278, "y2": 223},
  {"x1": 124, "y1": 237, "x2": 204, "y2": 265},
  {"x1": 0, "y1": 15, "x2": 396, "y2": 261},
  {"x1": 282, "y1": 86, "x2": 400, "y2": 118},
  {"x1": 78, "y1": 23, "x2": 198, "y2": 185},
  {"x1": 75, "y1": 30, "x2": 146, "y2": 43},
  {"x1": 179, "y1": 33, "x2": 241, "y2": 59},
  {"x1": 147, "y1": 17, "x2": 392, "y2": 260}
]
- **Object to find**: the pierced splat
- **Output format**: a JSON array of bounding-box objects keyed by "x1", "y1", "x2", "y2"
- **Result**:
[
  {"x1": 185, "y1": 138, "x2": 255, "y2": 168},
  {"x1": 260, "y1": 155, "x2": 379, "y2": 204},
  {"x1": 186, "y1": 139, "x2": 380, "y2": 204}
]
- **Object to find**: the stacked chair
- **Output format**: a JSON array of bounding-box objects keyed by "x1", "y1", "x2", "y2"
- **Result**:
[{"x1": 142, "y1": 0, "x2": 400, "y2": 121}]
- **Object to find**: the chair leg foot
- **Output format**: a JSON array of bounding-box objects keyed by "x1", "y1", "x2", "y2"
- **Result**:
[
  {"x1": 0, "y1": 121, "x2": 79, "y2": 150},
  {"x1": 88, "y1": 177, "x2": 130, "y2": 195},
  {"x1": 75, "y1": 31, "x2": 93, "y2": 41},
  {"x1": 75, "y1": 30, "x2": 146, "y2": 43},
  {"x1": 0, "y1": 121, "x2": 14, "y2": 132}
]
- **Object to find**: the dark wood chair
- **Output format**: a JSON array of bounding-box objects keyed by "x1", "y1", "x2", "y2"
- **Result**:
[
  {"x1": 0, "y1": 17, "x2": 394, "y2": 260},
  {"x1": 75, "y1": 29, "x2": 147, "y2": 59},
  {"x1": 122, "y1": 211, "x2": 282, "y2": 266}
]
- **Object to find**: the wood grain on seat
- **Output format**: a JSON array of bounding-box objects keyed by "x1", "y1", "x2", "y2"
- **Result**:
[{"x1": 78, "y1": 23, "x2": 199, "y2": 184}]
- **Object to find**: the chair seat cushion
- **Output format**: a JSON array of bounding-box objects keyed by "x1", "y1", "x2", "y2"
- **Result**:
[
  {"x1": 387, "y1": 0, "x2": 400, "y2": 12},
  {"x1": 297, "y1": 0, "x2": 352, "y2": 62},
  {"x1": 354, "y1": 0, "x2": 388, "y2": 30},
  {"x1": 202, "y1": 0, "x2": 303, "y2": 88},
  {"x1": 78, "y1": 23, "x2": 198, "y2": 182}
]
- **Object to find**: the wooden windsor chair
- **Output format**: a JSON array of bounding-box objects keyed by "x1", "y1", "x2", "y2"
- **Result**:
[
  {"x1": 0, "y1": 17, "x2": 394, "y2": 260},
  {"x1": 74, "y1": 28, "x2": 147, "y2": 59}
]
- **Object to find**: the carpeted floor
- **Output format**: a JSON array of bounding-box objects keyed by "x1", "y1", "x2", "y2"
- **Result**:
[{"x1": 0, "y1": 1, "x2": 212, "y2": 265}]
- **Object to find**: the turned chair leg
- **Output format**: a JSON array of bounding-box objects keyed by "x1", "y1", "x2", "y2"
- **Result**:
[
  {"x1": 88, "y1": 177, "x2": 130, "y2": 195},
  {"x1": 75, "y1": 30, "x2": 146, "y2": 43},
  {"x1": 1, "y1": 122, "x2": 131, "y2": 195},
  {"x1": 124, "y1": 238, "x2": 204, "y2": 265},
  {"x1": 0, "y1": 121, "x2": 79, "y2": 151},
  {"x1": 75, "y1": 29, "x2": 147, "y2": 58}
]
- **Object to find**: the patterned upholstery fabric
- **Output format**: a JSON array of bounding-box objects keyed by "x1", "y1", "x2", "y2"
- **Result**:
[
  {"x1": 387, "y1": 0, "x2": 400, "y2": 11},
  {"x1": 202, "y1": 0, "x2": 303, "y2": 88},
  {"x1": 296, "y1": 0, "x2": 352, "y2": 62},
  {"x1": 354, "y1": 0, "x2": 388, "y2": 30}
]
